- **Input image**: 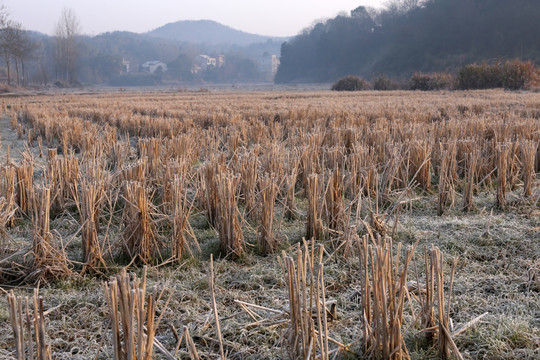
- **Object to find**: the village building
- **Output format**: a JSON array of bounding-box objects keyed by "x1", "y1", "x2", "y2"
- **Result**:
[
  {"x1": 192, "y1": 54, "x2": 226, "y2": 73},
  {"x1": 141, "y1": 61, "x2": 167, "y2": 74}
]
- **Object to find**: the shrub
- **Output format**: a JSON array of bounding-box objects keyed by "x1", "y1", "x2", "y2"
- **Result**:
[
  {"x1": 501, "y1": 59, "x2": 537, "y2": 90},
  {"x1": 410, "y1": 72, "x2": 455, "y2": 91},
  {"x1": 458, "y1": 62, "x2": 502, "y2": 89},
  {"x1": 457, "y1": 59, "x2": 537, "y2": 90},
  {"x1": 331, "y1": 75, "x2": 369, "y2": 91},
  {"x1": 372, "y1": 75, "x2": 395, "y2": 91}
]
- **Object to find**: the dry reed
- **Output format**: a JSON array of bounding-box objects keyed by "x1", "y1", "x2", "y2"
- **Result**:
[
  {"x1": 409, "y1": 141, "x2": 432, "y2": 191},
  {"x1": 412, "y1": 246, "x2": 462, "y2": 358},
  {"x1": 306, "y1": 174, "x2": 323, "y2": 241},
  {"x1": 209, "y1": 255, "x2": 226, "y2": 360},
  {"x1": 46, "y1": 155, "x2": 80, "y2": 214},
  {"x1": 462, "y1": 150, "x2": 478, "y2": 212},
  {"x1": 30, "y1": 186, "x2": 71, "y2": 281},
  {"x1": 520, "y1": 140, "x2": 536, "y2": 197},
  {"x1": 121, "y1": 181, "x2": 160, "y2": 264},
  {"x1": 438, "y1": 143, "x2": 457, "y2": 216},
  {"x1": 280, "y1": 241, "x2": 333, "y2": 360},
  {"x1": 496, "y1": 144, "x2": 508, "y2": 209},
  {"x1": 15, "y1": 161, "x2": 33, "y2": 216},
  {"x1": 104, "y1": 267, "x2": 172, "y2": 360},
  {"x1": 7, "y1": 289, "x2": 51, "y2": 360},
  {"x1": 357, "y1": 234, "x2": 417, "y2": 359},
  {"x1": 284, "y1": 165, "x2": 300, "y2": 221},
  {"x1": 258, "y1": 176, "x2": 278, "y2": 255},
  {"x1": 431, "y1": 248, "x2": 459, "y2": 359},
  {"x1": 239, "y1": 153, "x2": 259, "y2": 219},
  {"x1": 215, "y1": 171, "x2": 244, "y2": 259},
  {"x1": 0, "y1": 165, "x2": 16, "y2": 229},
  {"x1": 74, "y1": 179, "x2": 107, "y2": 271},
  {"x1": 201, "y1": 159, "x2": 222, "y2": 228},
  {"x1": 0, "y1": 195, "x2": 16, "y2": 256},
  {"x1": 323, "y1": 168, "x2": 346, "y2": 236},
  {"x1": 170, "y1": 175, "x2": 199, "y2": 260}
]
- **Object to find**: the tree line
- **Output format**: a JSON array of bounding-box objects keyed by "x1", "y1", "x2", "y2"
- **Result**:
[{"x1": 275, "y1": 0, "x2": 540, "y2": 83}]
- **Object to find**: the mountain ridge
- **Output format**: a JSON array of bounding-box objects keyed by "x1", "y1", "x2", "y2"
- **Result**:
[{"x1": 147, "y1": 19, "x2": 289, "y2": 46}]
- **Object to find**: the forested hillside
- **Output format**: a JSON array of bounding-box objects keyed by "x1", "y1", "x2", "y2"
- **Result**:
[{"x1": 275, "y1": 0, "x2": 540, "y2": 83}]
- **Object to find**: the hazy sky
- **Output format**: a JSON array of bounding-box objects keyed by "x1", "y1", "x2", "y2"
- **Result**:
[{"x1": 3, "y1": 0, "x2": 386, "y2": 37}]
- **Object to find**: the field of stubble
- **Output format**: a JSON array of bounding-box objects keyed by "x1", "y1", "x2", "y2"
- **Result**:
[{"x1": 0, "y1": 89, "x2": 538, "y2": 359}]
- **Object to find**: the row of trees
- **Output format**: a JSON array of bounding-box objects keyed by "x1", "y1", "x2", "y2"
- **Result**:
[
  {"x1": 0, "y1": 6, "x2": 79, "y2": 86},
  {"x1": 0, "y1": 6, "x2": 38, "y2": 85}
]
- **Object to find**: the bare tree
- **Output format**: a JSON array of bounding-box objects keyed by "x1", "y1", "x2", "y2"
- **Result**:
[
  {"x1": 0, "y1": 5, "x2": 14, "y2": 84},
  {"x1": 11, "y1": 22, "x2": 37, "y2": 85},
  {"x1": 384, "y1": 0, "x2": 424, "y2": 16},
  {"x1": 55, "y1": 8, "x2": 80, "y2": 84},
  {"x1": 0, "y1": 19, "x2": 38, "y2": 86},
  {"x1": 0, "y1": 26, "x2": 15, "y2": 85}
]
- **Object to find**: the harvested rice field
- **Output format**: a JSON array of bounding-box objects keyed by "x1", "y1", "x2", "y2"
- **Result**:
[{"x1": 0, "y1": 89, "x2": 538, "y2": 359}]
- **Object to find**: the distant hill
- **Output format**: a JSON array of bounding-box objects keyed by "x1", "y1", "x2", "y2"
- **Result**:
[
  {"x1": 147, "y1": 20, "x2": 289, "y2": 46},
  {"x1": 19, "y1": 20, "x2": 287, "y2": 86}
]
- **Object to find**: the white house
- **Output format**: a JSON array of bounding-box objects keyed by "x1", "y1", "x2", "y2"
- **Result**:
[
  {"x1": 141, "y1": 61, "x2": 167, "y2": 74},
  {"x1": 194, "y1": 55, "x2": 216, "y2": 71},
  {"x1": 122, "y1": 58, "x2": 130, "y2": 73},
  {"x1": 271, "y1": 55, "x2": 280, "y2": 77}
]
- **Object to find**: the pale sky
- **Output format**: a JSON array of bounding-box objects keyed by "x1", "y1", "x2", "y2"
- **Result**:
[{"x1": 3, "y1": 0, "x2": 386, "y2": 37}]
